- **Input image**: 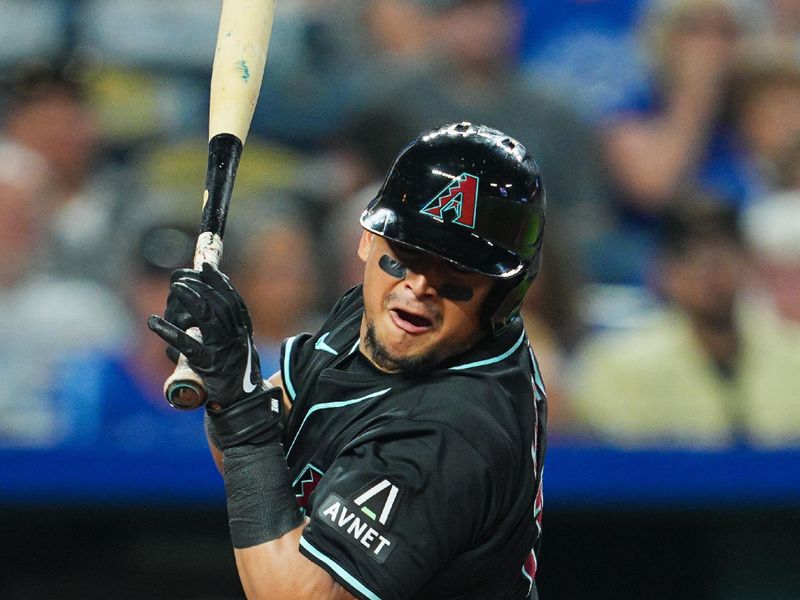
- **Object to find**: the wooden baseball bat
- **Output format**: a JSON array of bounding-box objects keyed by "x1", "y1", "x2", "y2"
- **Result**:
[{"x1": 164, "y1": 0, "x2": 276, "y2": 410}]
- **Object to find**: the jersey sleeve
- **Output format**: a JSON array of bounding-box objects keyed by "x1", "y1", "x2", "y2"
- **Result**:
[
  {"x1": 298, "y1": 418, "x2": 497, "y2": 600},
  {"x1": 279, "y1": 332, "x2": 315, "y2": 404},
  {"x1": 279, "y1": 285, "x2": 362, "y2": 404}
]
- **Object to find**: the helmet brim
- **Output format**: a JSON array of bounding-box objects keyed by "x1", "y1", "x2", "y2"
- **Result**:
[{"x1": 360, "y1": 206, "x2": 524, "y2": 278}]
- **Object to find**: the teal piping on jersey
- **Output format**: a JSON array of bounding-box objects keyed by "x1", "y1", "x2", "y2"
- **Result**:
[
  {"x1": 299, "y1": 536, "x2": 382, "y2": 600},
  {"x1": 283, "y1": 335, "x2": 300, "y2": 401},
  {"x1": 521, "y1": 563, "x2": 533, "y2": 593},
  {"x1": 292, "y1": 463, "x2": 325, "y2": 491},
  {"x1": 528, "y1": 346, "x2": 545, "y2": 391},
  {"x1": 286, "y1": 388, "x2": 392, "y2": 458},
  {"x1": 448, "y1": 329, "x2": 526, "y2": 371}
]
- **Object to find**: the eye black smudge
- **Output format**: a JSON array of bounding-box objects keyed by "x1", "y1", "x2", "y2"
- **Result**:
[
  {"x1": 438, "y1": 283, "x2": 473, "y2": 302},
  {"x1": 380, "y1": 253, "x2": 473, "y2": 301},
  {"x1": 379, "y1": 254, "x2": 407, "y2": 279}
]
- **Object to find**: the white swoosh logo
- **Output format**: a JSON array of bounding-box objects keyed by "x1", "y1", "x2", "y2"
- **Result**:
[
  {"x1": 314, "y1": 333, "x2": 338, "y2": 356},
  {"x1": 242, "y1": 343, "x2": 257, "y2": 393}
]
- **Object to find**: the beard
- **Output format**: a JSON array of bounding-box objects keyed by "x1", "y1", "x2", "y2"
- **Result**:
[{"x1": 363, "y1": 319, "x2": 444, "y2": 375}]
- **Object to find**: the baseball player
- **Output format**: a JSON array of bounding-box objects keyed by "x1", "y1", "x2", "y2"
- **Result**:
[{"x1": 149, "y1": 122, "x2": 547, "y2": 599}]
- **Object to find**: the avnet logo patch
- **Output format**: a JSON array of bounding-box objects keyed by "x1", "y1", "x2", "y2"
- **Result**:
[{"x1": 316, "y1": 492, "x2": 397, "y2": 563}]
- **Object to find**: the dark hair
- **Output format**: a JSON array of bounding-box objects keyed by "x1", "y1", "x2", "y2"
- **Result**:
[
  {"x1": 659, "y1": 193, "x2": 742, "y2": 256},
  {"x1": 5, "y1": 63, "x2": 86, "y2": 109},
  {"x1": 728, "y1": 52, "x2": 800, "y2": 122}
]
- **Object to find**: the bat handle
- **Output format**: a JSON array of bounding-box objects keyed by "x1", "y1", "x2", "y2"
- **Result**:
[
  {"x1": 164, "y1": 333, "x2": 207, "y2": 410},
  {"x1": 163, "y1": 231, "x2": 225, "y2": 410}
]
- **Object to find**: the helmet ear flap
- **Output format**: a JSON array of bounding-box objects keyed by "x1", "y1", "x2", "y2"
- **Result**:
[
  {"x1": 483, "y1": 253, "x2": 541, "y2": 336},
  {"x1": 483, "y1": 275, "x2": 526, "y2": 336}
]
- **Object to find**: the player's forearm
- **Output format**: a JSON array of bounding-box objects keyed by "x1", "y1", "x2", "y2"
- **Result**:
[
  {"x1": 220, "y1": 442, "x2": 356, "y2": 600},
  {"x1": 234, "y1": 523, "x2": 356, "y2": 600}
]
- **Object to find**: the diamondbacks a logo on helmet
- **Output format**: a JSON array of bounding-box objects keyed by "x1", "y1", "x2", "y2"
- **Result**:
[{"x1": 420, "y1": 173, "x2": 479, "y2": 229}]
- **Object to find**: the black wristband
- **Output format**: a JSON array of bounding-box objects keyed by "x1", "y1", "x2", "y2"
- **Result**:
[
  {"x1": 204, "y1": 412, "x2": 223, "y2": 451},
  {"x1": 223, "y1": 442, "x2": 304, "y2": 548},
  {"x1": 206, "y1": 386, "x2": 283, "y2": 448}
]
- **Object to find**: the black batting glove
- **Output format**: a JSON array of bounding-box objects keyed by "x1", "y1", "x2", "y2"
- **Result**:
[
  {"x1": 165, "y1": 268, "x2": 198, "y2": 329},
  {"x1": 148, "y1": 262, "x2": 282, "y2": 448},
  {"x1": 162, "y1": 268, "x2": 197, "y2": 364}
]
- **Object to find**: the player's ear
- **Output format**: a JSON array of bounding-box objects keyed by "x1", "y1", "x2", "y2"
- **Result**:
[{"x1": 358, "y1": 229, "x2": 375, "y2": 263}]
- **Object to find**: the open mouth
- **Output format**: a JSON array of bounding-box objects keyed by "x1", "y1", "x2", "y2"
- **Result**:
[{"x1": 390, "y1": 308, "x2": 434, "y2": 334}]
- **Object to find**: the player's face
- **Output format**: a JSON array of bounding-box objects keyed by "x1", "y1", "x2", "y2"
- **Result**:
[{"x1": 357, "y1": 231, "x2": 495, "y2": 373}]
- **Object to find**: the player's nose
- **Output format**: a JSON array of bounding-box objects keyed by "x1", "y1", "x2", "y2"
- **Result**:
[{"x1": 403, "y1": 264, "x2": 444, "y2": 299}]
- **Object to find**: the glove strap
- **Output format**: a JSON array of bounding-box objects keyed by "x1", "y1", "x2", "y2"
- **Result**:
[{"x1": 207, "y1": 385, "x2": 283, "y2": 448}]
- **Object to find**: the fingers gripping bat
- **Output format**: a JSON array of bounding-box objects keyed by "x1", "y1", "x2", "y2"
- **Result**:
[{"x1": 164, "y1": 0, "x2": 276, "y2": 410}]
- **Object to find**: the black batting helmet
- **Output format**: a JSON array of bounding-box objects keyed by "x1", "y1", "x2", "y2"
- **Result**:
[{"x1": 360, "y1": 122, "x2": 546, "y2": 334}]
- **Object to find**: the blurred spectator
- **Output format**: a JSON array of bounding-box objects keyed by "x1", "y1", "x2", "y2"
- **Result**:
[
  {"x1": 1, "y1": 65, "x2": 136, "y2": 283},
  {"x1": 777, "y1": 135, "x2": 800, "y2": 189},
  {"x1": 248, "y1": 0, "x2": 374, "y2": 150},
  {"x1": 341, "y1": 0, "x2": 614, "y2": 281},
  {"x1": 744, "y1": 191, "x2": 800, "y2": 326},
  {"x1": 225, "y1": 198, "x2": 325, "y2": 375},
  {"x1": 602, "y1": 0, "x2": 763, "y2": 209},
  {"x1": 568, "y1": 196, "x2": 800, "y2": 448},
  {"x1": 517, "y1": 0, "x2": 648, "y2": 122},
  {"x1": 133, "y1": 135, "x2": 311, "y2": 213},
  {"x1": 49, "y1": 190, "x2": 324, "y2": 450},
  {"x1": 596, "y1": 0, "x2": 766, "y2": 284},
  {"x1": 762, "y1": 0, "x2": 800, "y2": 60},
  {"x1": 0, "y1": 1, "x2": 68, "y2": 70},
  {"x1": 739, "y1": 125, "x2": 800, "y2": 327},
  {"x1": 239, "y1": 0, "x2": 443, "y2": 208},
  {"x1": 0, "y1": 140, "x2": 130, "y2": 447},
  {"x1": 51, "y1": 210, "x2": 206, "y2": 451},
  {"x1": 319, "y1": 183, "x2": 380, "y2": 308},
  {"x1": 362, "y1": 0, "x2": 436, "y2": 63},
  {"x1": 728, "y1": 49, "x2": 800, "y2": 192},
  {"x1": 73, "y1": 0, "x2": 224, "y2": 146},
  {"x1": 520, "y1": 239, "x2": 587, "y2": 435}
]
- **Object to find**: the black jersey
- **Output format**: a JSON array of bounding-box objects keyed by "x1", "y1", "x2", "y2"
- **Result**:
[{"x1": 280, "y1": 286, "x2": 547, "y2": 600}]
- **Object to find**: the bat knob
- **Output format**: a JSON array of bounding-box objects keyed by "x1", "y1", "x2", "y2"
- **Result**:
[
  {"x1": 163, "y1": 326, "x2": 208, "y2": 410},
  {"x1": 167, "y1": 381, "x2": 207, "y2": 411}
]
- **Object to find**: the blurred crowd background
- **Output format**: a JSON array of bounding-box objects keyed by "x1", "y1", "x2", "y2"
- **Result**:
[
  {"x1": 1, "y1": 0, "x2": 799, "y2": 598},
  {"x1": 2, "y1": 0, "x2": 799, "y2": 451}
]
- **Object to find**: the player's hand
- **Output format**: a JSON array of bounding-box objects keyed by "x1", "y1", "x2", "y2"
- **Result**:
[
  {"x1": 149, "y1": 262, "x2": 260, "y2": 404},
  {"x1": 161, "y1": 268, "x2": 197, "y2": 364},
  {"x1": 148, "y1": 262, "x2": 282, "y2": 447}
]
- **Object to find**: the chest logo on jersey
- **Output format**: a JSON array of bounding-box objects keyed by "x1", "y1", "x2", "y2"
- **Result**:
[
  {"x1": 293, "y1": 463, "x2": 325, "y2": 514},
  {"x1": 316, "y1": 478, "x2": 401, "y2": 564},
  {"x1": 314, "y1": 332, "x2": 338, "y2": 355}
]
